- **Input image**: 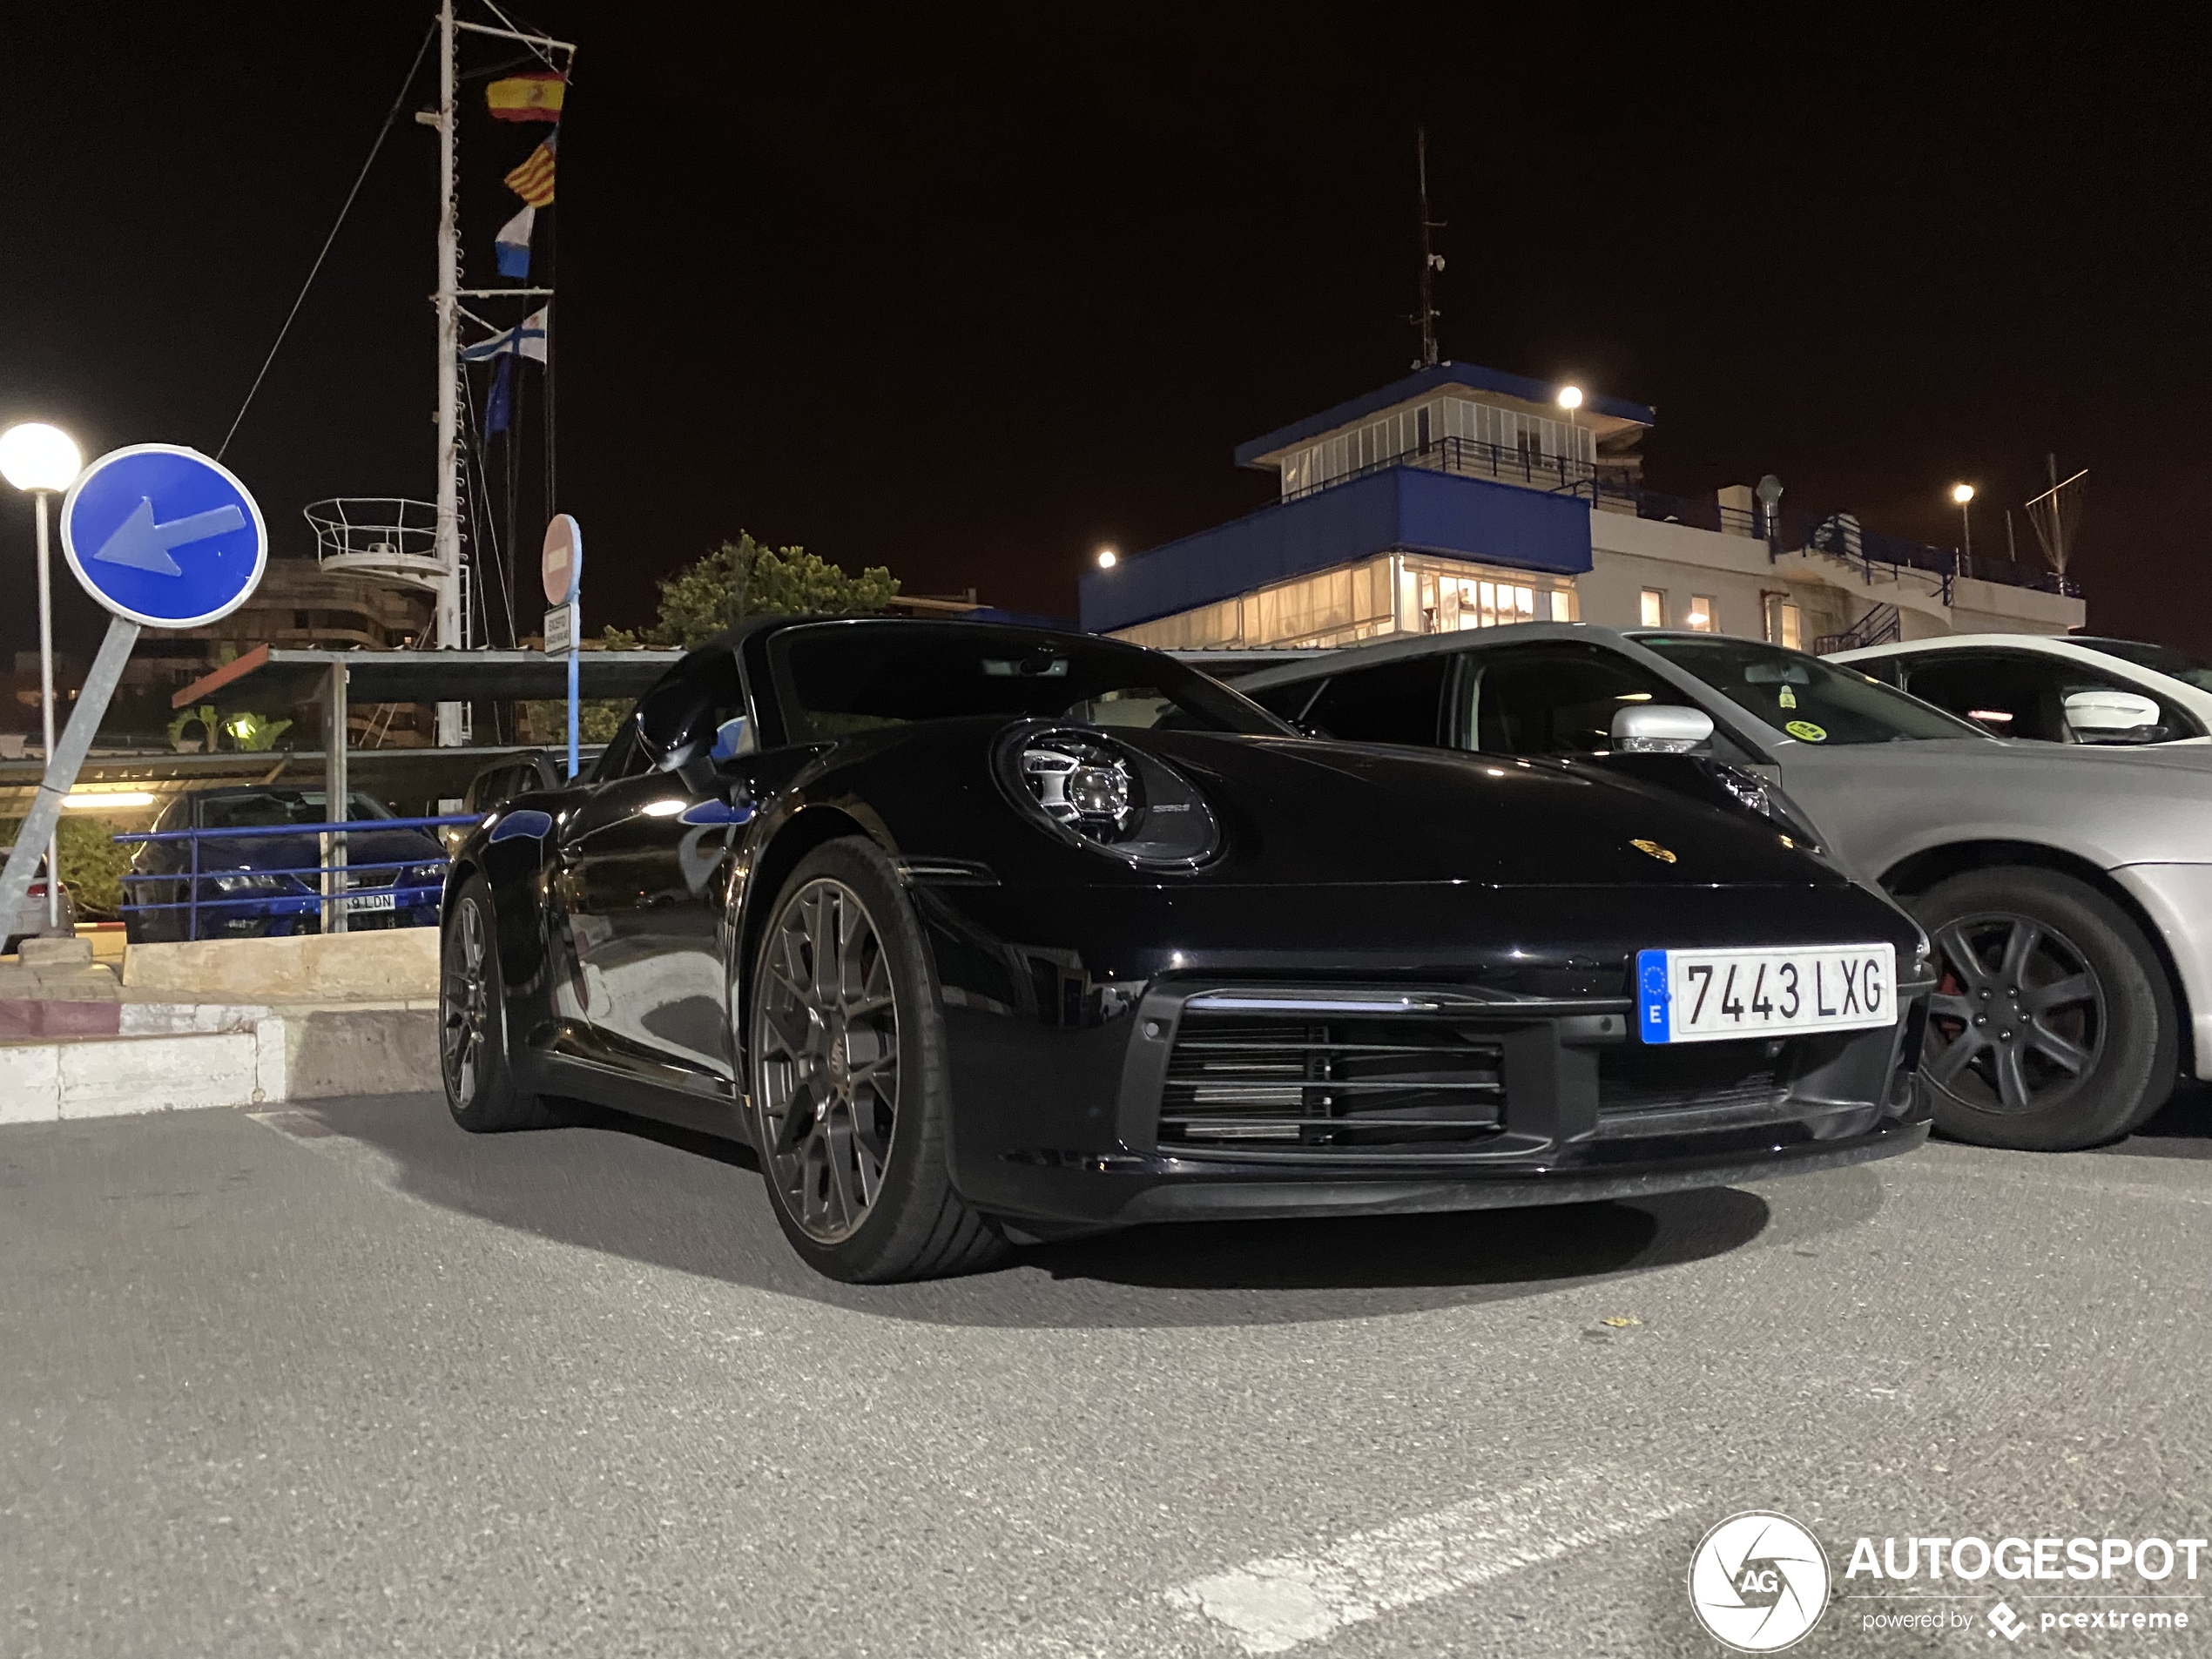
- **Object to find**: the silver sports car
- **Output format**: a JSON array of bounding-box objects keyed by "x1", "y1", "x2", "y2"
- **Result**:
[{"x1": 1235, "y1": 623, "x2": 2212, "y2": 1152}]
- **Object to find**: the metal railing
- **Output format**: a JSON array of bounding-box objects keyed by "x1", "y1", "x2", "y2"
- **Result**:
[
  {"x1": 114, "y1": 814, "x2": 476, "y2": 942},
  {"x1": 1282, "y1": 443, "x2": 2083, "y2": 603},
  {"x1": 1811, "y1": 602, "x2": 1902, "y2": 656},
  {"x1": 1283, "y1": 434, "x2": 1623, "y2": 502}
]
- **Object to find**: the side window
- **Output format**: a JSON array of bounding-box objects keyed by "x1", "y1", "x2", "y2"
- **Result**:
[
  {"x1": 1298, "y1": 654, "x2": 1449, "y2": 746},
  {"x1": 593, "y1": 718, "x2": 651, "y2": 782},
  {"x1": 1899, "y1": 652, "x2": 2070, "y2": 741},
  {"x1": 1466, "y1": 644, "x2": 1696, "y2": 757},
  {"x1": 1243, "y1": 678, "x2": 1324, "y2": 725},
  {"x1": 1905, "y1": 651, "x2": 2202, "y2": 742},
  {"x1": 1854, "y1": 656, "x2": 1905, "y2": 689}
]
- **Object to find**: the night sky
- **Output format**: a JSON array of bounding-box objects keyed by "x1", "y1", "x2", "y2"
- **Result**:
[{"x1": 5, "y1": 3, "x2": 2208, "y2": 660}]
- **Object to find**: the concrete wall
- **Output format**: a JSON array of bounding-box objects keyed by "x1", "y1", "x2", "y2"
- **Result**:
[
  {"x1": 124, "y1": 928, "x2": 440, "y2": 1001},
  {"x1": 1582, "y1": 509, "x2": 2087, "y2": 644},
  {"x1": 1583, "y1": 513, "x2": 1791, "y2": 638}
]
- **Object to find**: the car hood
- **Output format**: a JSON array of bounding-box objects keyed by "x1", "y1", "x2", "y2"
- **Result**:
[{"x1": 1132, "y1": 732, "x2": 1839, "y2": 887}]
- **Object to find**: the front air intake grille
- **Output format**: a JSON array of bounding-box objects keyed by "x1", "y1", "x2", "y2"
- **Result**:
[
  {"x1": 1595, "y1": 1040, "x2": 1787, "y2": 1133},
  {"x1": 1159, "y1": 1010, "x2": 1506, "y2": 1150}
]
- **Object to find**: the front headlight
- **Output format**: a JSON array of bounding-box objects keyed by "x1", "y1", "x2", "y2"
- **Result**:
[
  {"x1": 997, "y1": 724, "x2": 1220, "y2": 871},
  {"x1": 1706, "y1": 763, "x2": 1831, "y2": 855},
  {"x1": 210, "y1": 870, "x2": 290, "y2": 894},
  {"x1": 401, "y1": 863, "x2": 445, "y2": 890}
]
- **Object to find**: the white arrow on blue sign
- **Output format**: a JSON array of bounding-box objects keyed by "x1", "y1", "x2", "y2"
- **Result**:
[{"x1": 58, "y1": 443, "x2": 268, "y2": 629}]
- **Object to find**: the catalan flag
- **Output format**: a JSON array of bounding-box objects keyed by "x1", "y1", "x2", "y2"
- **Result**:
[
  {"x1": 487, "y1": 71, "x2": 565, "y2": 123},
  {"x1": 503, "y1": 130, "x2": 557, "y2": 208}
]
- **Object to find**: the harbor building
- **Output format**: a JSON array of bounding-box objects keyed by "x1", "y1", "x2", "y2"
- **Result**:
[{"x1": 1082, "y1": 363, "x2": 2083, "y2": 652}]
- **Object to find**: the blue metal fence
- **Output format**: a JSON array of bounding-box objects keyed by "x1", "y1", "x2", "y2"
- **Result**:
[{"x1": 114, "y1": 814, "x2": 478, "y2": 941}]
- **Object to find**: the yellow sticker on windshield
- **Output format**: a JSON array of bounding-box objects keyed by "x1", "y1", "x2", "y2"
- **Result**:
[
  {"x1": 1785, "y1": 719, "x2": 1828, "y2": 742},
  {"x1": 1777, "y1": 686, "x2": 1797, "y2": 709}
]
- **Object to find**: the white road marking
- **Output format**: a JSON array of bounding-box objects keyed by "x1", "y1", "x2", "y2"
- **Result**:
[{"x1": 1163, "y1": 1468, "x2": 1691, "y2": 1655}]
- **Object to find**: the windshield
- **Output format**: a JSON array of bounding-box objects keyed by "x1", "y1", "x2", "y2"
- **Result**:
[
  {"x1": 770, "y1": 623, "x2": 1289, "y2": 743},
  {"x1": 2070, "y1": 637, "x2": 2212, "y2": 693},
  {"x1": 196, "y1": 791, "x2": 398, "y2": 830},
  {"x1": 1635, "y1": 634, "x2": 1989, "y2": 745}
]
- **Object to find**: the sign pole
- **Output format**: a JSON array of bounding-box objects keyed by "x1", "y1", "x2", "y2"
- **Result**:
[
  {"x1": 541, "y1": 513, "x2": 583, "y2": 779},
  {"x1": 32, "y1": 491, "x2": 60, "y2": 928},
  {"x1": 0, "y1": 617, "x2": 141, "y2": 920},
  {"x1": 568, "y1": 629, "x2": 579, "y2": 779}
]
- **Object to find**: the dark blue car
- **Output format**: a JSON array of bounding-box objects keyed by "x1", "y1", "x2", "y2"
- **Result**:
[{"x1": 125, "y1": 786, "x2": 446, "y2": 944}]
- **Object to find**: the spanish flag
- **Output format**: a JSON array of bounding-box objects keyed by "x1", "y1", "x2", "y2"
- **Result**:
[
  {"x1": 503, "y1": 130, "x2": 557, "y2": 208},
  {"x1": 487, "y1": 71, "x2": 564, "y2": 123}
]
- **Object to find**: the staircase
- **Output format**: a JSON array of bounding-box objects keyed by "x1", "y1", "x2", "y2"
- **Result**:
[{"x1": 1811, "y1": 602, "x2": 1900, "y2": 656}]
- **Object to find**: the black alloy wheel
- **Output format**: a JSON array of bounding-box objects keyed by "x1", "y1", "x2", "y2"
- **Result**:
[
  {"x1": 755, "y1": 874, "x2": 901, "y2": 1244},
  {"x1": 746, "y1": 839, "x2": 1008, "y2": 1281},
  {"x1": 1912, "y1": 867, "x2": 2176, "y2": 1150},
  {"x1": 440, "y1": 875, "x2": 550, "y2": 1132}
]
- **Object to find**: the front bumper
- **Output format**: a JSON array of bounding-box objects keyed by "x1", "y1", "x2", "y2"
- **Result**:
[
  {"x1": 2111, "y1": 862, "x2": 2212, "y2": 1080},
  {"x1": 917, "y1": 880, "x2": 1932, "y2": 1229}
]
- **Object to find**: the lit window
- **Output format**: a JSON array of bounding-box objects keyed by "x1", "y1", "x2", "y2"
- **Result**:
[
  {"x1": 1548, "y1": 588, "x2": 1580, "y2": 623},
  {"x1": 1640, "y1": 589, "x2": 1666, "y2": 629},
  {"x1": 1687, "y1": 596, "x2": 1717, "y2": 633},
  {"x1": 1770, "y1": 600, "x2": 1801, "y2": 651}
]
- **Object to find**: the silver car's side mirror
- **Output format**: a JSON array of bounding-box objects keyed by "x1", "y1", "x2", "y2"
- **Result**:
[
  {"x1": 1611, "y1": 704, "x2": 1715, "y2": 753},
  {"x1": 2064, "y1": 689, "x2": 2166, "y2": 745}
]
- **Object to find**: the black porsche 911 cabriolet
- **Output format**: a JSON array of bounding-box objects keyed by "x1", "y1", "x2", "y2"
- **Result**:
[{"x1": 439, "y1": 617, "x2": 1934, "y2": 1281}]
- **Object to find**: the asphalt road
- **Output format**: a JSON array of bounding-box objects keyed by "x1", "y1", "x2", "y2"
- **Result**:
[{"x1": 3, "y1": 1087, "x2": 2207, "y2": 1659}]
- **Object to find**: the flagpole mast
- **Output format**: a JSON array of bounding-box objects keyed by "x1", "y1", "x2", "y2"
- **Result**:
[{"x1": 434, "y1": 0, "x2": 465, "y2": 746}]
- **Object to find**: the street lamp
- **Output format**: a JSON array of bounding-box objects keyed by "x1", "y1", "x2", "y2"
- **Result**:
[
  {"x1": 0, "y1": 422, "x2": 84, "y2": 934},
  {"x1": 1557, "y1": 386, "x2": 1584, "y2": 484},
  {"x1": 1951, "y1": 482, "x2": 1975, "y2": 564},
  {"x1": 1096, "y1": 546, "x2": 1118, "y2": 570}
]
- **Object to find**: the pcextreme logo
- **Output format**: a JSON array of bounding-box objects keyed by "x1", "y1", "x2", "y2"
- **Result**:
[{"x1": 1687, "y1": 1511, "x2": 1831, "y2": 1652}]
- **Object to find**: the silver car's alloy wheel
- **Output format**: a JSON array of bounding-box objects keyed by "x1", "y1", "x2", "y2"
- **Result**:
[
  {"x1": 1925, "y1": 913, "x2": 2105, "y2": 1115},
  {"x1": 442, "y1": 895, "x2": 488, "y2": 1107},
  {"x1": 754, "y1": 877, "x2": 900, "y2": 1245}
]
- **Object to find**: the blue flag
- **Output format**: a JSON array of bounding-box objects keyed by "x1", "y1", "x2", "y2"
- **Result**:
[{"x1": 494, "y1": 204, "x2": 536, "y2": 280}]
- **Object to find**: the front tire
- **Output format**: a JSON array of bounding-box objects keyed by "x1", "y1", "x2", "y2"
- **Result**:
[
  {"x1": 746, "y1": 838, "x2": 1008, "y2": 1282},
  {"x1": 441, "y1": 875, "x2": 552, "y2": 1132},
  {"x1": 1911, "y1": 867, "x2": 2177, "y2": 1150}
]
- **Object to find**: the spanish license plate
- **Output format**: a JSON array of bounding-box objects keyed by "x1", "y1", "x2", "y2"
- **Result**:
[
  {"x1": 1635, "y1": 943, "x2": 1897, "y2": 1044},
  {"x1": 340, "y1": 891, "x2": 397, "y2": 913}
]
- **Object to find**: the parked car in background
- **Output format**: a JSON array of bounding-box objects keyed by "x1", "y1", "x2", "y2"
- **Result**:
[
  {"x1": 440, "y1": 617, "x2": 1933, "y2": 1282},
  {"x1": 125, "y1": 786, "x2": 446, "y2": 944},
  {"x1": 1236, "y1": 623, "x2": 2212, "y2": 1151},
  {"x1": 0, "y1": 844, "x2": 76, "y2": 954},
  {"x1": 1833, "y1": 633, "x2": 2212, "y2": 745}
]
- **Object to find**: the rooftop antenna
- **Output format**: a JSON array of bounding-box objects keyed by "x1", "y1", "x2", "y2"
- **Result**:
[
  {"x1": 2024, "y1": 452, "x2": 2088, "y2": 577},
  {"x1": 1410, "y1": 126, "x2": 1444, "y2": 370}
]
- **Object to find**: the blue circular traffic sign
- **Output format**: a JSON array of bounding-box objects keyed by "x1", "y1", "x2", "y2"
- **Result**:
[{"x1": 58, "y1": 443, "x2": 268, "y2": 629}]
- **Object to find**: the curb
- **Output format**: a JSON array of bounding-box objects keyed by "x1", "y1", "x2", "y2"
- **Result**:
[{"x1": 0, "y1": 1005, "x2": 440, "y2": 1125}]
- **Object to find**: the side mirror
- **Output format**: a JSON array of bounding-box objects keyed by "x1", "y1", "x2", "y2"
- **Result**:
[
  {"x1": 1611, "y1": 704, "x2": 1715, "y2": 753},
  {"x1": 2064, "y1": 689, "x2": 2166, "y2": 745}
]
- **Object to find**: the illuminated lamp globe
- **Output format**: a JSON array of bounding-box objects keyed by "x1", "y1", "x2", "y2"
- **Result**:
[
  {"x1": 0, "y1": 422, "x2": 83, "y2": 494},
  {"x1": 1556, "y1": 386, "x2": 1583, "y2": 412},
  {"x1": 1096, "y1": 547, "x2": 1118, "y2": 570},
  {"x1": 1951, "y1": 483, "x2": 1975, "y2": 505}
]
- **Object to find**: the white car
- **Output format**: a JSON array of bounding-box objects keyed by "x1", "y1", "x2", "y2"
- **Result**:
[
  {"x1": 0, "y1": 843, "x2": 77, "y2": 954},
  {"x1": 1832, "y1": 634, "x2": 2212, "y2": 745}
]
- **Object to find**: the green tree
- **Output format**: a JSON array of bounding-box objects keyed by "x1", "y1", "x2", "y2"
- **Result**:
[
  {"x1": 604, "y1": 533, "x2": 900, "y2": 650},
  {"x1": 0, "y1": 816, "x2": 134, "y2": 918}
]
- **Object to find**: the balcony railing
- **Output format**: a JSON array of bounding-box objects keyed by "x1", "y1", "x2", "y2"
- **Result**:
[{"x1": 1281, "y1": 439, "x2": 2082, "y2": 602}]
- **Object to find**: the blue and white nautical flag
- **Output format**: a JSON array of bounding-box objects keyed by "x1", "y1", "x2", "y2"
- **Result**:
[
  {"x1": 494, "y1": 204, "x2": 536, "y2": 279},
  {"x1": 460, "y1": 306, "x2": 549, "y2": 365}
]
